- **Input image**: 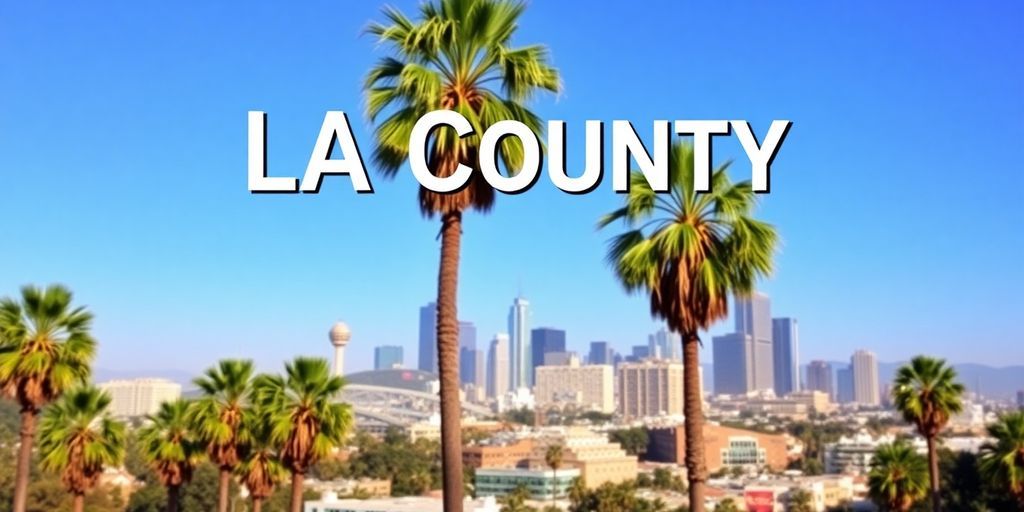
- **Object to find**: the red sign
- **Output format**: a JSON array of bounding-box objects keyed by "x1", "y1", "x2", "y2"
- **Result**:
[{"x1": 744, "y1": 490, "x2": 775, "y2": 512}]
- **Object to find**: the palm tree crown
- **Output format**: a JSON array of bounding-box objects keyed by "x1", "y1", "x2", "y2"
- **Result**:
[
  {"x1": 38, "y1": 386, "x2": 125, "y2": 496},
  {"x1": 138, "y1": 399, "x2": 203, "y2": 490},
  {"x1": 236, "y1": 407, "x2": 287, "y2": 508},
  {"x1": 190, "y1": 359, "x2": 254, "y2": 469},
  {"x1": 251, "y1": 357, "x2": 352, "y2": 474},
  {"x1": 599, "y1": 141, "x2": 777, "y2": 334},
  {"x1": 892, "y1": 356, "x2": 964, "y2": 437},
  {"x1": 868, "y1": 441, "x2": 929, "y2": 512},
  {"x1": 0, "y1": 285, "x2": 95, "y2": 410},
  {"x1": 365, "y1": 0, "x2": 560, "y2": 216},
  {"x1": 978, "y1": 410, "x2": 1024, "y2": 504}
]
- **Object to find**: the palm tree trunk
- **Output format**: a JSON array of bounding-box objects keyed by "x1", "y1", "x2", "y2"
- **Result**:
[
  {"x1": 72, "y1": 492, "x2": 85, "y2": 512},
  {"x1": 290, "y1": 471, "x2": 305, "y2": 512},
  {"x1": 168, "y1": 484, "x2": 181, "y2": 512},
  {"x1": 926, "y1": 436, "x2": 940, "y2": 512},
  {"x1": 252, "y1": 497, "x2": 263, "y2": 512},
  {"x1": 218, "y1": 466, "x2": 231, "y2": 512},
  {"x1": 437, "y1": 210, "x2": 465, "y2": 512},
  {"x1": 682, "y1": 333, "x2": 706, "y2": 512},
  {"x1": 12, "y1": 407, "x2": 38, "y2": 512}
]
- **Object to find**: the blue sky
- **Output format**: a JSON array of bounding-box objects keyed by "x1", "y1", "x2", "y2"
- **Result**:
[{"x1": 1, "y1": 1, "x2": 1022, "y2": 377}]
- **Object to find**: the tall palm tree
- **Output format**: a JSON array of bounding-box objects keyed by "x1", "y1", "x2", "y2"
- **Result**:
[
  {"x1": 364, "y1": 2, "x2": 559, "y2": 507},
  {"x1": 0, "y1": 284, "x2": 96, "y2": 512},
  {"x1": 251, "y1": 357, "x2": 353, "y2": 512},
  {"x1": 139, "y1": 399, "x2": 203, "y2": 512},
  {"x1": 236, "y1": 407, "x2": 287, "y2": 512},
  {"x1": 867, "y1": 441, "x2": 929, "y2": 512},
  {"x1": 190, "y1": 359, "x2": 255, "y2": 512},
  {"x1": 891, "y1": 355, "x2": 964, "y2": 512},
  {"x1": 545, "y1": 444, "x2": 564, "y2": 504},
  {"x1": 600, "y1": 142, "x2": 777, "y2": 511},
  {"x1": 978, "y1": 410, "x2": 1024, "y2": 507},
  {"x1": 38, "y1": 386, "x2": 125, "y2": 512}
]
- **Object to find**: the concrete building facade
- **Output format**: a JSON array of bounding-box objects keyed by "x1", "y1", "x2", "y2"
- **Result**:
[
  {"x1": 534, "y1": 356, "x2": 614, "y2": 413},
  {"x1": 618, "y1": 359, "x2": 684, "y2": 419},
  {"x1": 98, "y1": 378, "x2": 181, "y2": 418}
]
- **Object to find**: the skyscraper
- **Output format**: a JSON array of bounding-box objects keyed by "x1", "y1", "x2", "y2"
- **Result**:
[
  {"x1": 618, "y1": 359, "x2": 685, "y2": 419},
  {"x1": 588, "y1": 341, "x2": 611, "y2": 365},
  {"x1": 531, "y1": 327, "x2": 566, "y2": 386},
  {"x1": 418, "y1": 302, "x2": 437, "y2": 374},
  {"x1": 459, "y1": 321, "x2": 478, "y2": 386},
  {"x1": 806, "y1": 360, "x2": 834, "y2": 399},
  {"x1": 648, "y1": 328, "x2": 681, "y2": 361},
  {"x1": 374, "y1": 345, "x2": 404, "y2": 370},
  {"x1": 851, "y1": 350, "x2": 880, "y2": 406},
  {"x1": 508, "y1": 297, "x2": 531, "y2": 389},
  {"x1": 712, "y1": 332, "x2": 754, "y2": 395},
  {"x1": 487, "y1": 333, "x2": 510, "y2": 398},
  {"x1": 772, "y1": 318, "x2": 799, "y2": 395},
  {"x1": 836, "y1": 366, "x2": 854, "y2": 404},
  {"x1": 734, "y1": 292, "x2": 774, "y2": 391}
]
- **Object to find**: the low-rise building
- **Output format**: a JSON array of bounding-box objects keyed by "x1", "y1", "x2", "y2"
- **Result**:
[
  {"x1": 647, "y1": 424, "x2": 789, "y2": 472},
  {"x1": 463, "y1": 439, "x2": 535, "y2": 469},
  {"x1": 303, "y1": 492, "x2": 499, "y2": 512},
  {"x1": 823, "y1": 431, "x2": 926, "y2": 474},
  {"x1": 787, "y1": 390, "x2": 834, "y2": 415},
  {"x1": 475, "y1": 467, "x2": 580, "y2": 500}
]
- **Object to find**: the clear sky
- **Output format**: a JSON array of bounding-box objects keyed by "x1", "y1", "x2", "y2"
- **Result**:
[{"x1": 1, "y1": 1, "x2": 1022, "y2": 377}]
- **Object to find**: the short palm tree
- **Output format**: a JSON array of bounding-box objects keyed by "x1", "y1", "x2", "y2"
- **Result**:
[
  {"x1": 236, "y1": 407, "x2": 288, "y2": 512},
  {"x1": 0, "y1": 284, "x2": 96, "y2": 512},
  {"x1": 190, "y1": 359, "x2": 255, "y2": 512},
  {"x1": 38, "y1": 386, "x2": 125, "y2": 512},
  {"x1": 867, "y1": 441, "x2": 929, "y2": 512},
  {"x1": 545, "y1": 444, "x2": 564, "y2": 503},
  {"x1": 139, "y1": 399, "x2": 204, "y2": 512},
  {"x1": 252, "y1": 357, "x2": 353, "y2": 512},
  {"x1": 891, "y1": 355, "x2": 963, "y2": 512},
  {"x1": 978, "y1": 410, "x2": 1024, "y2": 506},
  {"x1": 600, "y1": 142, "x2": 777, "y2": 512},
  {"x1": 365, "y1": 2, "x2": 559, "y2": 507}
]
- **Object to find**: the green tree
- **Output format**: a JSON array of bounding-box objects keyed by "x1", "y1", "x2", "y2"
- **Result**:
[
  {"x1": 891, "y1": 355, "x2": 964, "y2": 512},
  {"x1": 364, "y1": 1, "x2": 559, "y2": 507},
  {"x1": 138, "y1": 399, "x2": 203, "y2": 512},
  {"x1": 978, "y1": 410, "x2": 1024, "y2": 507},
  {"x1": 189, "y1": 359, "x2": 255, "y2": 512},
  {"x1": 545, "y1": 444, "x2": 563, "y2": 504},
  {"x1": 181, "y1": 463, "x2": 239, "y2": 512},
  {"x1": 600, "y1": 142, "x2": 776, "y2": 512},
  {"x1": 713, "y1": 499, "x2": 739, "y2": 512},
  {"x1": 0, "y1": 285, "x2": 97, "y2": 512},
  {"x1": 344, "y1": 428, "x2": 442, "y2": 496},
  {"x1": 500, "y1": 484, "x2": 536, "y2": 512},
  {"x1": 786, "y1": 489, "x2": 813, "y2": 512},
  {"x1": 867, "y1": 441, "x2": 928, "y2": 512},
  {"x1": 37, "y1": 387, "x2": 125, "y2": 512},
  {"x1": 251, "y1": 357, "x2": 353, "y2": 512},
  {"x1": 236, "y1": 408, "x2": 287, "y2": 512},
  {"x1": 609, "y1": 427, "x2": 648, "y2": 457}
]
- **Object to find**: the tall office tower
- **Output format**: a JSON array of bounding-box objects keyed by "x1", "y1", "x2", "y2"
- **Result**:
[
  {"x1": 836, "y1": 366, "x2": 854, "y2": 404},
  {"x1": 487, "y1": 333, "x2": 510, "y2": 398},
  {"x1": 474, "y1": 349, "x2": 485, "y2": 389},
  {"x1": 734, "y1": 292, "x2": 774, "y2": 391},
  {"x1": 712, "y1": 332, "x2": 754, "y2": 395},
  {"x1": 806, "y1": 360, "x2": 834, "y2": 399},
  {"x1": 98, "y1": 379, "x2": 182, "y2": 417},
  {"x1": 631, "y1": 345, "x2": 650, "y2": 361},
  {"x1": 508, "y1": 296, "x2": 531, "y2": 389},
  {"x1": 772, "y1": 318, "x2": 799, "y2": 395},
  {"x1": 373, "y1": 345, "x2": 404, "y2": 370},
  {"x1": 648, "y1": 328, "x2": 682, "y2": 361},
  {"x1": 618, "y1": 359, "x2": 685, "y2": 420},
  {"x1": 418, "y1": 302, "x2": 437, "y2": 374},
  {"x1": 588, "y1": 341, "x2": 611, "y2": 365},
  {"x1": 459, "y1": 321, "x2": 478, "y2": 385},
  {"x1": 531, "y1": 327, "x2": 566, "y2": 387},
  {"x1": 851, "y1": 349, "x2": 880, "y2": 406}
]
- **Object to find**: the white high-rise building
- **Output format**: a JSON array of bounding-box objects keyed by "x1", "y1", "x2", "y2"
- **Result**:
[
  {"x1": 487, "y1": 333, "x2": 510, "y2": 399},
  {"x1": 534, "y1": 355, "x2": 615, "y2": 413},
  {"x1": 734, "y1": 292, "x2": 774, "y2": 392},
  {"x1": 618, "y1": 359, "x2": 685, "y2": 420},
  {"x1": 98, "y1": 378, "x2": 181, "y2": 418},
  {"x1": 508, "y1": 296, "x2": 531, "y2": 389},
  {"x1": 851, "y1": 350, "x2": 880, "y2": 406},
  {"x1": 648, "y1": 328, "x2": 681, "y2": 361}
]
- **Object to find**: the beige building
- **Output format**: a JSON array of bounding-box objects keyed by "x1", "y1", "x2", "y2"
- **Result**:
[
  {"x1": 788, "y1": 390, "x2": 834, "y2": 414},
  {"x1": 534, "y1": 356, "x2": 614, "y2": 413},
  {"x1": 618, "y1": 359, "x2": 684, "y2": 420},
  {"x1": 98, "y1": 378, "x2": 181, "y2": 418},
  {"x1": 529, "y1": 428, "x2": 638, "y2": 489}
]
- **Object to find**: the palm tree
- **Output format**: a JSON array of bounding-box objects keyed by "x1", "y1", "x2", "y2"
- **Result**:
[
  {"x1": 0, "y1": 284, "x2": 96, "y2": 512},
  {"x1": 251, "y1": 357, "x2": 353, "y2": 512},
  {"x1": 786, "y1": 489, "x2": 813, "y2": 512},
  {"x1": 545, "y1": 444, "x2": 564, "y2": 504},
  {"x1": 867, "y1": 441, "x2": 929, "y2": 512},
  {"x1": 891, "y1": 355, "x2": 964, "y2": 512},
  {"x1": 364, "y1": 2, "x2": 559, "y2": 507},
  {"x1": 139, "y1": 399, "x2": 203, "y2": 512},
  {"x1": 190, "y1": 359, "x2": 255, "y2": 512},
  {"x1": 38, "y1": 386, "x2": 125, "y2": 512},
  {"x1": 600, "y1": 142, "x2": 777, "y2": 512},
  {"x1": 236, "y1": 407, "x2": 287, "y2": 512},
  {"x1": 978, "y1": 410, "x2": 1024, "y2": 506}
]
